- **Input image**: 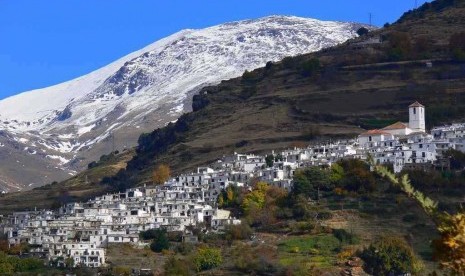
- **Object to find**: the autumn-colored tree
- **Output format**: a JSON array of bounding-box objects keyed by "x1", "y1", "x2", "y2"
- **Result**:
[
  {"x1": 432, "y1": 213, "x2": 465, "y2": 273},
  {"x1": 0, "y1": 240, "x2": 9, "y2": 253},
  {"x1": 242, "y1": 182, "x2": 269, "y2": 214},
  {"x1": 153, "y1": 164, "x2": 171, "y2": 185},
  {"x1": 218, "y1": 194, "x2": 224, "y2": 207},
  {"x1": 226, "y1": 186, "x2": 234, "y2": 202},
  {"x1": 375, "y1": 165, "x2": 465, "y2": 274},
  {"x1": 193, "y1": 247, "x2": 223, "y2": 272}
]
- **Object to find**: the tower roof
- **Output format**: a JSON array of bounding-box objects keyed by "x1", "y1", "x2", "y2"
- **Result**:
[{"x1": 409, "y1": 101, "x2": 424, "y2": 108}]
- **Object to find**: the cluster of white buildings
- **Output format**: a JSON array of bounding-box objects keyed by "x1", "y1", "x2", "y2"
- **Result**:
[
  {"x1": 358, "y1": 102, "x2": 465, "y2": 172},
  {"x1": 1, "y1": 102, "x2": 464, "y2": 268},
  {"x1": 0, "y1": 143, "x2": 364, "y2": 268}
]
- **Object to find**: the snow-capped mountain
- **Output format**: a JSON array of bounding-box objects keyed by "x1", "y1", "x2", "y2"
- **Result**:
[{"x1": 0, "y1": 15, "x2": 369, "y2": 191}]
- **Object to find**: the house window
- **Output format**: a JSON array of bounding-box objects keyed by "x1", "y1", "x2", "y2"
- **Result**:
[
  {"x1": 413, "y1": 107, "x2": 416, "y2": 114},
  {"x1": 369, "y1": 136, "x2": 372, "y2": 142}
]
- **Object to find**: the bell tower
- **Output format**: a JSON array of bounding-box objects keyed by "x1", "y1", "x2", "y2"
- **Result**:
[{"x1": 409, "y1": 101, "x2": 425, "y2": 133}]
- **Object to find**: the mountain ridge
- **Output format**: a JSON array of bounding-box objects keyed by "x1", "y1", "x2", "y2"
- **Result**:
[{"x1": 0, "y1": 15, "x2": 368, "y2": 191}]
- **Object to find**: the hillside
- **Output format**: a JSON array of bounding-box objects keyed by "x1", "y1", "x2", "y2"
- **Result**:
[
  {"x1": 1, "y1": 0, "x2": 465, "y2": 214},
  {"x1": 0, "y1": 16, "x2": 366, "y2": 192},
  {"x1": 103, "y1": 0, "x2": 465, "y2": 190}
]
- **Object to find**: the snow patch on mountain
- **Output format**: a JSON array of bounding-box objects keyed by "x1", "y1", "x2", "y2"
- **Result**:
[{"x1": 0, "y1": 15, "x2": 370, "y2": 189}]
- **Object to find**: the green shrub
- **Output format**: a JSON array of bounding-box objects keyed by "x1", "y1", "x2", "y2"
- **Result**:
[
  {"x1": 146, "y1": 229, "x2": 170, "y2": 252},
  {"x1": 175, "y1": 242, "x2": 194, "y2": 255},
  {"x1": 224, "y1": 223, "x2": 253, "y2": 242},
  {"x1": 0, "y1": 252, "x2": 44, "y2": 273},
  {"x1": 291, "y1": 167, "x2": 332, "y2": 199},
  {"x1": 332, "y1": 229, "x2": 360, "y2": 245},
  {"x1": 359, "y1": 236, "x2": 423, "y2": 275},
  {"x1": 193, "y1": 247, "x2": 223, "y2": 272}
]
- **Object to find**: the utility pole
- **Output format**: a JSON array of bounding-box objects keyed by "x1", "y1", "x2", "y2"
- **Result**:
[{"x1": 369, "y1": 12, "x2": 372, "y2": 26}]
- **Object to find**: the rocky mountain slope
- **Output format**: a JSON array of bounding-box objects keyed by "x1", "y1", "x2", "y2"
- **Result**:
[{"x1": 0, "y1": 16, "x2": 368, "y2": 192}]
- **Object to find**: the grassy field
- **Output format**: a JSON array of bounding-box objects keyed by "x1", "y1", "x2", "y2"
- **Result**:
[{"x1": 278, "y1": 234, "x2": 340, "y2": 268}]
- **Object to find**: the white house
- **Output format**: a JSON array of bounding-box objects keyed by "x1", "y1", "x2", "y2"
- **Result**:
[{"x1": 359, "y1": 102, "x2": 426, "y2": 147}]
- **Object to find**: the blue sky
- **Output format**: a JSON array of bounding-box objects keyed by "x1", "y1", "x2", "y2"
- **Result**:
[{"x1": 0, "y1": 0, "x2": 430, "y2": 100}]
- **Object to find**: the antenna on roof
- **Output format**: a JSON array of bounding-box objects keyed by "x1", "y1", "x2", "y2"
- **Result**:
[{"x1": 369, "y1": 12, "x2": 373, "y2": 26}]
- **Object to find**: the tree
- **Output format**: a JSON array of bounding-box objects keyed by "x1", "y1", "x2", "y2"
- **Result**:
[
  {"x1": 265, "y1": 154, "x2": 274, "y2": 167},
  {"x1": 330, "y1": 163, "x2": 344, "y2": 184},
  {"x1": 337, "y1": 159, "x2": 376, "y2": 193},
  {"x1": 226, "y1": 186, "x2": 234, "y2": 202},
  {"x1": 64, "y1": 257, "x2": 74, "y2": 268},
  {"x1": 152, "y1": 164, "x2": 171, "y2": 185},
  {"x1": 224, "y1": 223, "x2": 253, "y2": 242},
  {"x1": 193, "y1": 247, "x2": 223, "y2": 272},
  {"x1": 359, "y1": 236, "x2": 423, "y2": 275},
  {"x1": 242, "y1": 182, "x2": 269, "y2": 213},
  {"x1": 292, "y1": 194, "x2": 320, "y2": 219},
  {"x1": 356, "y1": 27, "x2": 369, "y2": 36},
  {"x1": 387, "y1": 31, "x2": 412, "y2": 60},
  {"x1": 218, "y1": 194, "x2": 224, "y2": 207},
  {"x1": 291, "y1": 167, "x2": 332, "y2": 199},
  {"x1": 149, "y1": 229, "x2": 170, "y2": 252},
  {"x1": 444, "y1": 148, "x2": 465, "y2": 170}
]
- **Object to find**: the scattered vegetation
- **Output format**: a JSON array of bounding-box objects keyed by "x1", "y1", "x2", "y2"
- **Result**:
[
  {"x1": 0, "y1": 252, "x2": 44, "y2": 274},
  {"x1": 193, "y1": 246, "x2": 223, "y2": 272},
  {"x1": 375, "y1": 164, "x2": 465, "y2": 275},
  {"x1": 358, "y1": 236, "x2": 424, "y2": 275},
  {"x1": 152, "y1": 164, "x2": 171, "y2": 185}
]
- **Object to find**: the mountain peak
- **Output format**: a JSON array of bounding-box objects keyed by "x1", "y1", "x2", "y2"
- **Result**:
[{"x1": 0, "y1": 15, "x2": 368, "y2": 191}]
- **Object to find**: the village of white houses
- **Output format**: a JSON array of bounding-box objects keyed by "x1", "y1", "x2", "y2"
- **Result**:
[{"x1": 1, "y1": 101, "x2": 465, "y2": 268}]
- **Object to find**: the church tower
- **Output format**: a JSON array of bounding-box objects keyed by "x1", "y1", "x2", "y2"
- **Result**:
[{"x1": 408, "y1": 101, "x2": 425, "y2": 133}]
